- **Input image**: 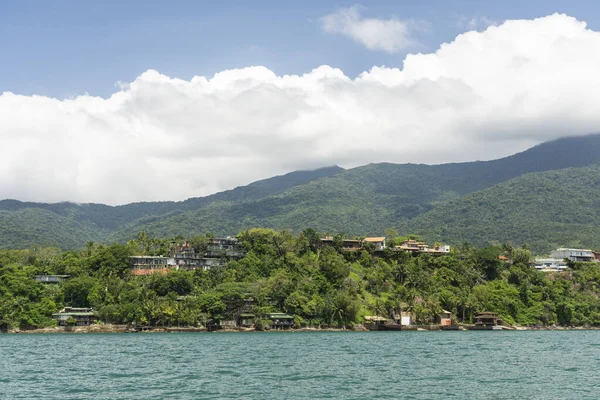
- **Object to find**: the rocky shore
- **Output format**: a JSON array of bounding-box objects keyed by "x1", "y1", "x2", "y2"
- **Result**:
[{"x1": 5, "y1": 323, "x2": 598, "y2": 334}]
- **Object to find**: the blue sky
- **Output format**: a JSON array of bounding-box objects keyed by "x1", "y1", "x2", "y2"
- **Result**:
[
  {"x1": 2, "y1": 1, "x2": 600, "y2": 204},
  {"x1": 2, "y1": 0, "x2": 599, "y2": 98}
]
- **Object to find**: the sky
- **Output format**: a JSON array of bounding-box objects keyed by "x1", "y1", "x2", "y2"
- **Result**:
[{"x1": 1, "y1": 0, "x2": 600, "y2": 204}]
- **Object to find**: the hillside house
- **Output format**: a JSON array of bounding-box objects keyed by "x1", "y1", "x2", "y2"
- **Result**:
[
  {"x1": 129, "y1": 256, "x2": 176, "y2": 276},
  {"x1": 363, "y1": 237, "x2": 386, "y2": 251},
  {"x1": 532, "y1": 258, "x2": 568, "y2": 272},
  {"x1": 320, "y1": 236, "x2": 362, "y2": 251},
  {"x1": 205, "y1": 237, "x2": 246, "y2": 258},
  {"x1": 551, "y1": 248, "x2": 595, "y2": 263},
  {"x1": 396, "y1": 240, "x2": 429, "y2": 253},
  {"x1": 35, "y1": 275, "x2": 69, "y2": 284},
  {"x1": 395, "y1": 240, "x2": 450, "y2": 255}
]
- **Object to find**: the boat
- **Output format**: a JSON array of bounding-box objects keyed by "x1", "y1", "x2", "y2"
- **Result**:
[{"x1": 465, "y1": 312, "x2": 504, "y2": 330}]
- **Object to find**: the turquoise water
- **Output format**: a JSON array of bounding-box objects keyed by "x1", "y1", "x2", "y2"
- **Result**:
[{"x1": 1, "y1": 331, "x2": 599, "y2": 399}]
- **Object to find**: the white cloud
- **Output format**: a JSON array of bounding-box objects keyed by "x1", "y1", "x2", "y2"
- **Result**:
[
  {"x1": 321, "y1": 5, "x2": 416, "y2": 53},
  {"x1": 457, "y1": 15, "x2": 499, "y2": 31},
  {"x1": 2, "y1": 13, "x2": 600, "y2": 205}
]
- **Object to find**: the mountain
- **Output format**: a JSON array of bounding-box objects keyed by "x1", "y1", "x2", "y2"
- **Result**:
[
  {"x1": 3, "y1": 134, "x2": 600, "y2": 251},
  {"x1": 405, "y1": 166, "x2": 600, "y2": 253},
  {"x1": 0, "y1": 166, "x2": 343, "y2": 249},
  {"x1": 109, "y1": 134, "x2": 600, "y2": 244}
]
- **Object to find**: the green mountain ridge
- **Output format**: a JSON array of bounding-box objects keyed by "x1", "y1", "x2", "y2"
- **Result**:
[
  {"x1": 3, "y1": 134, "x2": 600, "y2": 252},
  {"x1": 405, "y1": 165, "x2": 600, "y2": 253}
]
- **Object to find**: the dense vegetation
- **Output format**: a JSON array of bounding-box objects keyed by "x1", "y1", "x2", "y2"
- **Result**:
[
  {"x1": 2, "y1": 229, "x2": 600, "y2": 332},
  {"x1": 406, "y1": 166, "x2": 600, "y2": 253},
  {"x1": 3, "y1": 134, "x2": 600, "y2": 252}
]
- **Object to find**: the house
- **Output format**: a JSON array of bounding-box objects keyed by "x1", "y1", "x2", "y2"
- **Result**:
[
  {"x1": 550, "y1": 248, "x2": 595, "y2": 263},
  {"x1": 439, "y1": 310, "x2": 452, "y2": 326},
  {"x1": 238, "y1": 313, "x2": 255, "y2": 328},
  {"x1": 266, "y1": 313, "x2": 294, "y2": 329},
  {"x1": 129, "y1": 256, "x2": 177, "y2": 276},
  {"x1": 52, "y1": 307, "x2": 97, "y2": 326},
  {"x1": 176, "y1": 256, "x2": 224, "y2": 271},
  {"x1": 429, "y1": 244, "x2": 451, "y2": 255},
  {"x1": 363, "y1": 237, "x2": 386, "y2": 251},
  {"x1": 35, "y1": 275, "x2": 69, "y2": 284},
  {"x1": 473, "y1": 312, "x2": 502, "y2": 327},
  {"x1": 400, "y1": 311, "x2": 412, "y2": 326},
  {"x1": 174, "y1": 240, "x2": 235, "y2": 271},
  {"x1": 532, "y1": 258, "x2": 568, "y2": 272},
  {"x1": 205, "y1": 237, "x2": 246, "y2": 258},
  {"x1": 395, "y1": 240, "x2": 451, "y2": 255},
  {"x1": 320, "y1": 236, "x2": 362, "y2": 251},
  {"x1": 396, "y1": 240, "x2": 429, "y2": 253}
]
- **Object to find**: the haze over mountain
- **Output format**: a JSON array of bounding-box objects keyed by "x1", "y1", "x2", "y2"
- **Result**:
[{"x1": 2, "y1": 134, "x2": 600, "y2": 253}]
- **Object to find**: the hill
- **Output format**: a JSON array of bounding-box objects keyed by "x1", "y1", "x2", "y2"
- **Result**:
[
  {"x1": 0, "y1": 166, "x2": 343, "y2": 249},
  {"x1": 405, "y1": 165, "x2": 600, "y2": 253},
  {"x1": 3, "y1": 134, "x2": 600, "y2": 251},
  {"x1": 109, "y1": 134, "x2": 600, "y2": 247}
]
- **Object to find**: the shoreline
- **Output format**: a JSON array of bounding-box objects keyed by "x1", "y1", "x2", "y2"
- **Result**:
[{"x1": 4, "y1": 324, "x2": 600, "y2": 334}]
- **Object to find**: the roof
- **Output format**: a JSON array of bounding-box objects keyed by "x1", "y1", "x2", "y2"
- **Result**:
[
  {"x1": 363, "y1": 237, "x2": 386, "y2": 242},
  {"x1": 267, "y1": 313, "x2": 294, "y2": 319},
  {"x1": 52, "y1": 312, "x2": 95, "y2": 317},
  {"x1": 475, "y1": 312, "x2": 498, "y2": 317},
  {"x1": 364, "y1": 316, "x2": 387, "y2": 321}
]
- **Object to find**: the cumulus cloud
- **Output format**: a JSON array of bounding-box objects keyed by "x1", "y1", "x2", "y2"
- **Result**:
[
  {"x1": 321, "y1": 5, "x2": 416, "y2": 53},
  {"x1": 457, "y1": 15, "x2": 499, "y2": 31},
  {"x1": 1, "y1": 13, "x2": 600, "y2": 205}
]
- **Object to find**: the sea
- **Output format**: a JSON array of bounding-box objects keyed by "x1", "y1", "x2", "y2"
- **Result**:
[{"x1": 1, "y1": 331, "x2": 599, "y2": 399}]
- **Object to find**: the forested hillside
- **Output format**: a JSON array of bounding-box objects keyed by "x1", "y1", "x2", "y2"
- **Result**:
[
  {"x1": 2, "y1": 230, "x2": 600, "y2": 332},
  {"x1": 406, "y1": 166, "x2": 600, "y2": 253},
  {"x1": 3, "y1": 134, "x2": 600, "y2": 251}
]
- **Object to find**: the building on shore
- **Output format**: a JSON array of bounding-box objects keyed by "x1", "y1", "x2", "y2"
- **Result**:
[
  {"x1": 266, "y1": 313, "x2": 294, "y2": 329},
  {"x1": 439, "y1": 310, "x2": 452, "y2": 326},
  {"x1": 52, "y1": 307, "x2": 97, "y2": 326}
]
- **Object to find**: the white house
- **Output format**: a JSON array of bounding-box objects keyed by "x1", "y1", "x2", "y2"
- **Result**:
[{"x1": 532, "y1": 258, "x2": 568, "y2": 272}]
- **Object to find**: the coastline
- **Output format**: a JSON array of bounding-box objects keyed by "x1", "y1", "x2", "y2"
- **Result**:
[{"x1": 5, "y1": 324, "x2": 598, "y2": 334}]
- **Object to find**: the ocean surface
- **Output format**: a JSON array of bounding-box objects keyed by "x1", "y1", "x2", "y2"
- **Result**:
[{"x1": 1, "y1": 331, "x2": 599, "y2": 399}]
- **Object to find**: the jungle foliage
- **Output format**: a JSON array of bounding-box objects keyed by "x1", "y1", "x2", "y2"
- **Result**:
[{"x1": 2, "y1": 229, "x2": 600, "y2": 331}]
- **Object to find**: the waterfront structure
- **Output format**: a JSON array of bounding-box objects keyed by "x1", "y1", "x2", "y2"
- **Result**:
[
  {"x1": 467, "y1": 312, "x2": 503, "y2": 330},
  {"x1": 130, "y1": 256, "x2": 176, "y2": 276},
  {"x1": 52, "y1": 307, "x2": 97, "y2": 326},
  {"x1": 266, "y1": 313, "x2": 294, "y2": 329},
  {"x1": 400, "y1": 311, "x2": 412, "y2": 326},
  {"x1": 550, "y1": 248, "x2": 595, "y2": 263},
  {"x1": 532, "y1": 258, "x2": 568, "y2": 272},
  {"x1": 35, "y1": 275, "x2": 69, "y2": 284},
  {"x1": 439, "y1": 310, "x2": 452, "y2": 326}
]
